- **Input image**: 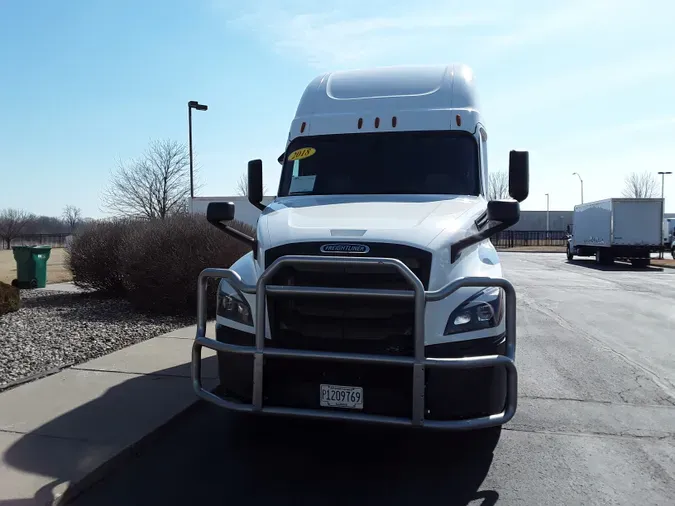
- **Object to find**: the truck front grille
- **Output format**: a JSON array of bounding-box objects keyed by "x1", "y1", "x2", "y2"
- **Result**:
[{"x1": 264, "y1": 242, "x2": 432, "y2": 356}]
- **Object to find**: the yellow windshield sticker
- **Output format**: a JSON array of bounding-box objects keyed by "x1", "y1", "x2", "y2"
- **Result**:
[{"x1": 288, "y1": 147, "x2": 316, "y2": 161}]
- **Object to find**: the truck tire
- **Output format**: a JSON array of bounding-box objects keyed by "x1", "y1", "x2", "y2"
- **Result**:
[
  {"x1": 566, "y1": 243, "x2": 574, "y2": 261},
  {"x1": 470, "y1": 425, "x2": 502, "y2": 446},
  {"x1": 595, "y1": 249, "x2": 614, "y2": 266},
  {"x1": 631, "y1": 258, "x2": 649, "y2": 268}
]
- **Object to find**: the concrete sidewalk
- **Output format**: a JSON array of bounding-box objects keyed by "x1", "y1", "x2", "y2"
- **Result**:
[{"x1": 0, "y1": 321, "x2": 217, "y2": 505}]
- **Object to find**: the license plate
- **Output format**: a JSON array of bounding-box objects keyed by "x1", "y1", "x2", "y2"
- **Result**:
[{"x1": 320, "y1": 384, "x2": 363, "y2": 409}]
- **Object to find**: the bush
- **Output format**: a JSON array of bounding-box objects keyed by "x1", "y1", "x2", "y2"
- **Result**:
[
  {"x1": 67, "y1": 214, "x2": 254, "y2": 316},
  {"x1": 0, "y1": 281, "x2": 20, "y2": 316},
  {"x1": 119, "y1": 214, "x2": 253, "y2": 315},
  {"x1": 66, "y1": 218, "x2": 132, "y2": 295}
]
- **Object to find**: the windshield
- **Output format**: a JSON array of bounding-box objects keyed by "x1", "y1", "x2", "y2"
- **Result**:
[{"x1": 278, "y1": 131, "x2": 480, "y2": 197}]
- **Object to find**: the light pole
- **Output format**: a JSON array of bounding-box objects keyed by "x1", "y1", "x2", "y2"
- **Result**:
[
  {"x1": 572, "y1": 172, "x2": 584, "y2": 204},
  {"x1": 657, "y1": 171, "x2": 672, "y2": 258},
  {"x1": 188, "y1": 100, "x2": 208, "y2": 199},
  {"x1": 545, "y1": 193, "x2": 550, "y2": 232},
  {"x1": 658, "y1": 171, "x2": 672, "y2": 201}
]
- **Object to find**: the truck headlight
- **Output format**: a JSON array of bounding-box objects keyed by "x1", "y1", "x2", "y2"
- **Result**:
[
  {"x1": 444, "y1": 287, "x2": 504, "y2": 335},
  {"x1": 217, "y1": 280, "x2": 253, "y2": 326}
]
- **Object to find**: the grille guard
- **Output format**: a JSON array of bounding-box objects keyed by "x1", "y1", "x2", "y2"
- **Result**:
[{"x1": 192, "y1": 255, "x2": 517, "y2": 430}]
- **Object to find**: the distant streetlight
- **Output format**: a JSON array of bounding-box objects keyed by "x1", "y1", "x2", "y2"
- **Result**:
[
  {"x1": 188, "y1": 100, "x2": 208, "y2": 198},
  {"x1": 657, "y1": 171, "x2": 672, "y2": 259},
  {"x1": 545, "y1": 193, "x2": 550, "y2": 231},
  {"x1": 658, "y1": 171, "x2": 672, "y2": 201},
  {"x1": 572, "y1": 172, "x2": 584, "y2": 204}
]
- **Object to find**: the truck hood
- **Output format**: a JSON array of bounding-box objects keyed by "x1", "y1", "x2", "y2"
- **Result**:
[{"x1": 260, "y1": 195, "x2": 484, "y2": 250}]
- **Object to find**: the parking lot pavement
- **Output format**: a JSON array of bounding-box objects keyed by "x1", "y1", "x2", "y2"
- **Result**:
[{"x1": 68, "y1": 253, "x2": 675, "y2": 506}]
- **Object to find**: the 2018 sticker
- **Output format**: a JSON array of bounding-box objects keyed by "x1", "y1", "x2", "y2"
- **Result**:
[{"x1": 288, "y1": 147, "x2": 316, "y2": 161}]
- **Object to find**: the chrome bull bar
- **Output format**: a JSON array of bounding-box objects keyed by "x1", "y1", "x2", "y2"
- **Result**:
[{"x1": 192, "y1": 255, "x2": 517, "y2": 430}]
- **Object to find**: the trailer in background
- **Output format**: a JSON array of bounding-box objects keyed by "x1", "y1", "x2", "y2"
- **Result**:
[
  {"x1": 665, "y1": 217, "x2": 675, "y2": 245},
  {"x1": 566, "y1": 198, "x2": 664, "y2": 267}
]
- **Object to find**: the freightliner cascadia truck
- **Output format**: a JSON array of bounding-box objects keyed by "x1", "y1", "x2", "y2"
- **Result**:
[{"x1": 191, "y1": 63, "x2": 529, "y2": 433}]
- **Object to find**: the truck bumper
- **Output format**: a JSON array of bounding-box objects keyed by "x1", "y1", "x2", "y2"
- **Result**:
[
  {"x1": 192, "y1": 255, "x2": 518, "y2": 431},
  {"x1": 215, "y1": 325, "x2": 507, "y2": 421}
]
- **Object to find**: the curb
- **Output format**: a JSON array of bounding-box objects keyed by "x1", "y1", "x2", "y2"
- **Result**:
[
  {"x1": 0, "y1": 362, "x2": 75, "y2": 393},
  {"x1": 53, "y1": 390, "x2": 212, "y2": 506}
]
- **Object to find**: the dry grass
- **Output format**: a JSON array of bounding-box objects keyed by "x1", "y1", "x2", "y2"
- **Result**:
[
  {"x1": 652, "y1": 258, "x2": 675, "y2": 269},
  {"x1": 0, "y1": 248, "x2": 72, "y2": 285}
]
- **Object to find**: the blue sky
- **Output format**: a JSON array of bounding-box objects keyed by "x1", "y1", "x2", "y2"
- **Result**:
[{"x1": 1, "y1": 0, "x2": 674, "y2": 219}]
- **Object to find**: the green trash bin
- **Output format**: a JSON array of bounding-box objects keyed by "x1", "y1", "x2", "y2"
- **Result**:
[{"x1": 11, "y1": 246, "x2": 52, "y2": 289}]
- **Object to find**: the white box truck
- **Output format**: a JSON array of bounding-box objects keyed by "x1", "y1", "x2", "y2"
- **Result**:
[
  {"x1": 566, "y1": 198, "x2": 664, "y2": 267},
  {"x1": 664, "y1": 218, "x2": 675, "y2": 258},
  {"x1": 191, "y1": 64, "x2": 529, "y2": 433}
]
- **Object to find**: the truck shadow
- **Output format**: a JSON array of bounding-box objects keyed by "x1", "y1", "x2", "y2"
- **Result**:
[
  {"x1": 0, "y1": 358, "x2": 217, "y2": 506},
  {"x1": 566, "y1": 259, "x2": 664, "y2": 272},
  {"x1": 1, "y1": 356, "x2": 500, "y2": 506},
  {"x1": 218, "y1": 412, "x2": 502, "y2": 505}
]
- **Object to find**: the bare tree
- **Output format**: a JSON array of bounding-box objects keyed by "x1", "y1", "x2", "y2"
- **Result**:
[
  {"x1": 0, "y1": 208, "x2": 34, "y2": 249},
  {"x1": 21, "y1": 215, "x2": 68, "y2": 234},
  {"x1": 234, "y1": 172, "x2": 248, "y2": 196},
  {"x1": 621, "y1": 171, "x2": 658, "y2": 198},
  {"x1": 102, "y1": 139, "x2": 198, "y2": 219},
  {"x1": 488, "y1": 171, "x2": 510, "y2": 200},
  {"x1": 234, "y1": 171, "x2": 268, "y2": 197},
  {"x1": 62, "y1": 205, "x2": 82, "y2": 232}
]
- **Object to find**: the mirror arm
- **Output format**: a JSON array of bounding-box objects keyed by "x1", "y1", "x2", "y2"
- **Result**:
[
  {"x1": 450, "y1": 220, "x2": 513, "y2": 263},
  {"x1": 250, "y1": 200, "x2": 266, "y2": 212},
  {"x1": 474, "y1": 210, "x2": 489, "y2": 230},
  {"x1": 207, "y1": 219, "x2": 256, "y2": 248}
]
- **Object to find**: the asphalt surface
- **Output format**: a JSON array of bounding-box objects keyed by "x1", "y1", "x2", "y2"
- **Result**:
[{"x1": 69, "y1": 253, "x2": 675, "y2": 506}]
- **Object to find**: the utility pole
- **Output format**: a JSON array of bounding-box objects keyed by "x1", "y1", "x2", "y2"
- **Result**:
[
  {"x1": 545, "y1": 193, "x2": 550, "y2": 232},
  {"x1": 572, "y1": 172, "x2": 583, "y2": 204},
  {"x1": 657, "y1": 171, "x2": 672, "y2": 259},
  {"x1": 188, "y1": 100, "x2": 208, "y2": 199},
  {"x1": 658, "y1": 171, "x2": 672, "y2": 201}
]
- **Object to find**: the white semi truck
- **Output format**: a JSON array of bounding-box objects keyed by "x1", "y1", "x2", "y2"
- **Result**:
[
  {"x1": 566, "y1": 198, "x2": 664, "y2": 266},
  {"x1": 191, "y1": 64, "x2": 529, "y2": 432}
]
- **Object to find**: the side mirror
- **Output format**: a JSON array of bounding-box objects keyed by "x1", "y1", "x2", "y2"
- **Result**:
[
  {"x1": 487, "y1": 200, "x2": 520, "y2": 225},
  {"x1": 207, "y1": 202, "x2": 235, "y2": 223},
  {"x1": 451, "y1": 200, "x2": 521, "y2": 262},
  {"x1": 206, "y1": 201, "x2": 255, "y2": 249},
  {"x1": 248, "y1": 159, "x2": 265, "y2": 211},
  {"x1": 277, "y1": 152, "x2": 285, "y2": 165},
  {"x1": 508, "y1": 150, "x2": 529, "y2": 202}
]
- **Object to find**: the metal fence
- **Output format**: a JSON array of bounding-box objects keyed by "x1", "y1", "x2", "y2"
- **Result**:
[
  {"x1": 491, "y1": 230, "x2": 568, "y2": 248},
  {"x1": 0, "y1": 233, "x2": 71, "y2": 250},
  {"x1": 1, "y1": 231, "x2": 568, "y2": 251}
]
